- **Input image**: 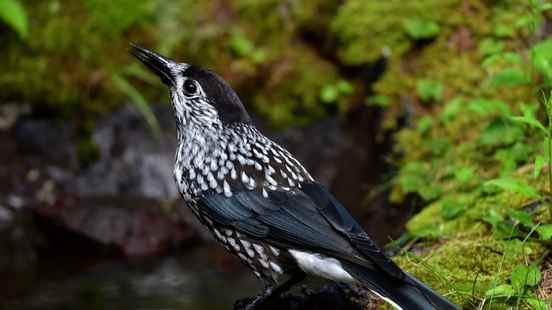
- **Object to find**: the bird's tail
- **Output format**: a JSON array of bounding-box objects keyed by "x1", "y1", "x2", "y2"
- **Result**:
[{"x1": 341, "y1": 261, "x2": 459, "y2": 310}]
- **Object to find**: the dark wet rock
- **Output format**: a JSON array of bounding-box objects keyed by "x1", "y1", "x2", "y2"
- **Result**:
[
  {"x1": 14, "y1": 117, "x2": 78, "y2": 167},
  {"x1": 73, "y1": 105, "x2": 179, "y2": 201},
  {"x1": 34, "y1": 195, "x2": 195, "y2": 256},
  {"x1": 267, "y1": 118, "x2": 352, "y2": 186},
  {"x1": 234, "y1": 283, "x2": 380, "y2": 310}
]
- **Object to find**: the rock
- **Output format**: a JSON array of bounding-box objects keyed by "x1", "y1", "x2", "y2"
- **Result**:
[
  {"x1": 34, "y1": 195, "x2": 195, "y2": 257},
  {"x1": 14, "y1": 116, "x2": 78, "y2": 167},
  {"x1": 234, "y1": 283, "x2": 379, "y2": 310},
  {"x1": 73, "y1": 105, "x2": 179, "y2": 201},
  {"x1": 267, "y1": 118, "x2": 352, "y2": 186}
]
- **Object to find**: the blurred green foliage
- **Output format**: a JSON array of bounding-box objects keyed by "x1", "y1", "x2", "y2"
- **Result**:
[
  {"x1": 0, "y1": 0, "x2": 352, "y2": 128},
  {"x1": 0, "y1": 0, "x2": 28, "y2": 39},
  {"x1": 372, "y1": 0, "x2": 552, "y2": 308}
]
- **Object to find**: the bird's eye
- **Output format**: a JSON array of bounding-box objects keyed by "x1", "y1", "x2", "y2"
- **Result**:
[{"x1": 183, "y1": 79, "x2": 198, "y2": 95}]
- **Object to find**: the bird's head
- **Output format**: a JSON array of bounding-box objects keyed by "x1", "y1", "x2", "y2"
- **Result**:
[{"x1": 130, "y1": 44, "x2": 251, "y2": 132}]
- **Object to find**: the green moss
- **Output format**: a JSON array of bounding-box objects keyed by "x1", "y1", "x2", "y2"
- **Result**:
[
  {"x1": 331, "y1": 0, "x2": 462, "y2": 65},
  {"x1": 394, "y1": 238, "x2": 544, "y2": 308},
  {"x1": 372, "y1": 1, "x2": 552, "y2": 308}
]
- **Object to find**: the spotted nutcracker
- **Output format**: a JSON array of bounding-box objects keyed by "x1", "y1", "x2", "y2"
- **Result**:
[{"x1": 131, "y1": 44, "x2": 458, "y2": 310}]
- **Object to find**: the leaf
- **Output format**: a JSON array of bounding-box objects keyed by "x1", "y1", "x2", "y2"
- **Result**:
[
  {"x1": 494, "y1": 24, "x2": 515, "y2": 38},
  {"x1": 483, "y1": 177, "x2": 540, "y2": 199},
  {"x1": 336, "y1": 80, "x2": 353, "y2": 94},
  {"x1": 540, "y1": 3, "x2": 552, "y2": 11},
  {"x1": 485, "y1": 284, "x2": 515, "y2": 298},
  {"x1": 410, "y1": 224, "x2": 441, "y2": 238},
  {"x1": 467, "y1": 99, "x2": 511, "y2": 116},
  {"x1": 441, "y1": 200, "x2": 465, "y2": 220},
  {"x1": 531, "y1": 38, "x2": 552, "y2": 82},
  {"x1": 507, "y1": 209, "x2": 535, "y2": 228},
  {"x1": 511, "y1": 265, "x2": 541, "y2": 289},
  {"x1": 534, "y1": 155, "x2": 546, "y2": 178},
  {"x1": 229, "y1": 32, "x2": 254, "y2": 57},
  {"x1": 111, "y1": 73, "x2": 161, "y2": 138},
  {"x1": 455, "y1": 167, "x2": 474, "y2": 184},
  {"x1": 509, "y1": 116, "x2": 546, "y2": 133},
  {"x1": 526, "y1": 298, "x2": 549, "y2": 310},
  {"x1": 478, "y1": 119, "x2": 523, "y2": 148},
  {"x1": 0, "y1": 0, "x2": 28, "y2": 39},
  {"x1": 403, "y1": 18, "x2": 440, "y2": 39},
  {"x1": 320, "y1": 85, "x2": 338, "y2": 103},
  {"x1": 417, "y1": 116, "x2": 433, "y2": 134},
  {"x1": 439, "y1": 97, "x2": 463, "y2": 122},
  {"x1": 483, "y1": 210, "x2": 522, "y2": 239},
  {"x1": 490, "y1": 68, "x2": 531, "y2": 88},
  {"x1": 536, "y1": 224, "x2": 552, "y2": 240},
  {"x1": 366, "y1": 95, "x2": 390, "y2": 107},
  {"x1": 416, "y1": 79, "x2": 444, "y2": 102},
  {"x1": 483, "y1": 52, "x2": 523, "y2": 68},
  {"x1": 479, "y1": 38, "x2": 504, "y2": 56}
]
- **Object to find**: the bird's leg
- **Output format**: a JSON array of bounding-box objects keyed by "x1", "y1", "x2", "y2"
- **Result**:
[{"x1": 243, "y1": 272, "x2": 306, "y2": 310}]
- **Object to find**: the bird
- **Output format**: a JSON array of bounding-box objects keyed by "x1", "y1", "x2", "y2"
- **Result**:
[{"x1": 130, "y1": 43, "x2": 459, "y2": 310}]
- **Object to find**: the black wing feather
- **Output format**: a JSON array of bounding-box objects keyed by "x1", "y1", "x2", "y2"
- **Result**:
[{"x1": 198, "y1": 182, "x2": 404, "y2": 279}]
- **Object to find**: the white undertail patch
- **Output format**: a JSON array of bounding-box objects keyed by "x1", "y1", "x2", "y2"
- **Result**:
[{"x1": 288, "y1": 249, "x2": 356, "y2": 284}]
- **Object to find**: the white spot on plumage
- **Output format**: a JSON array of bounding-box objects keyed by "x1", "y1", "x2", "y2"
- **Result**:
[
  {"x1": 270, "y1": 262, "x2": 283, "y2": 274},
  {"x1": 247, "y1": 176, "x2": 256, "y2": 189},
  {"x1": 225, "y1": 229, "x2": 233, "y2": 236},
  {"x1": 213, "y1": 229, "x2": 223, "y2": 240},
  {"x1": 262, "y1": 188, "x2": 268, "y2": 198},
  {"x1": 208, "y1": 174, "x2": 217, "y2": 189},
  {"x1": 265, "y1": 174, "x2": 277, "y2": 186},
  {"x1": 269, "y1": 246, "x2": 280, "y2": 256},
  {"x1": 253, "y1": 244, "x2": 267, "y2": 260},
  {"x1": 241, "y1": 171, "x2": 250, "y2": 185},
  {"x1": 243, "y1": 243, "x2": 255, "y2": 258},
  {"x1": 223, "y1": 180, "x2": 232, "y2": 197},
  {"x1": 237, "y1": 154, "x2": 245, "y2": 164},
  {"x1": 228, "y1": 237, "x2": 240, "y2": 251},
  {"x1": 254, "y1": 162, "x2": 262, "y2": 170},
  {"x1": 238, "y1": 253, "x2": 249, "y2": 262}
]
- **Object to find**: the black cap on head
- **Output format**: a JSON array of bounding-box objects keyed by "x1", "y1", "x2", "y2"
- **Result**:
[
  {"x1": 130, "y1": 43, "x2": 251, "y2": 125},
  {"x1": 185, "y1": 65, "x2": 251, "y2": 125}
]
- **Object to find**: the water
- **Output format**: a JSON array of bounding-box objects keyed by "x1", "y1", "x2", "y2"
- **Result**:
[{"x1": 1, "y1": 244, "x2": 259, "y2": 310}]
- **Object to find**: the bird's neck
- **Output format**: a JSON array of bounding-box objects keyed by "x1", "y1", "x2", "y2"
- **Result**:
[{"x1": 174, "y1": 121, "x2": 243, "y2": 199}]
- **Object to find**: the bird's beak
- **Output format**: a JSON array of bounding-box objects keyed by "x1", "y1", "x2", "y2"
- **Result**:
[{"x1": 130, "y1": 43, "x2": 177, "y2": 86}]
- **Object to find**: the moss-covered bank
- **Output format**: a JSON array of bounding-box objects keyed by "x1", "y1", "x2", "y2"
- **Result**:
[{"x1": 347, "y1": 0, "x2": 552, "y2": 308}]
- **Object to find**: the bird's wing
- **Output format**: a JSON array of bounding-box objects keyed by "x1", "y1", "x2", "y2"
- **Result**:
[{"x1": 197, "y1": 182, "x2": 405, "y2": 279}]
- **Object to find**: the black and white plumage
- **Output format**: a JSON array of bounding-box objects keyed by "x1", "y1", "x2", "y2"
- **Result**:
[{"x1": 131, "y1": 44, "x2": 459, "y2": 310}]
